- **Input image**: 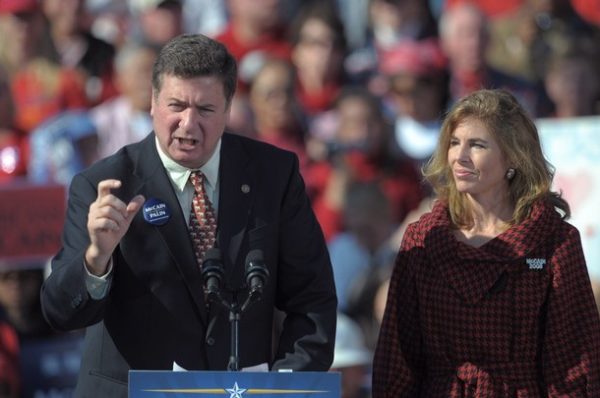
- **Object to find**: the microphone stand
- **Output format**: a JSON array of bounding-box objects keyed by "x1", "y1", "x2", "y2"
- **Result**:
[
  {"x1": 210, "y1": 290, "x2": 262, "y2": 371},
  {"x1": 203, "y1": 249, "x2": 267, "y2": 372},
  {"x1": 227, "y1": 299, "x2": 241, "y2": 371}
]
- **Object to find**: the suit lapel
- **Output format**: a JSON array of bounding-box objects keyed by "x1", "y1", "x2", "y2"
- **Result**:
[
  {"x1": 133, "y1": 134, "x2": 208, "y2": 325},
  {"x1": 217, "y1": 134, "x2": 253, "y2": 278}
]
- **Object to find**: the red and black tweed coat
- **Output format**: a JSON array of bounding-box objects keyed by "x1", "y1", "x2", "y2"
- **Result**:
[{"x1": 372, "y1": 199, "x2": 600, "y2": 397}]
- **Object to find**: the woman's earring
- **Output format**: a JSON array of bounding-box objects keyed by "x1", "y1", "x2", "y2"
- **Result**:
[{"x1": 506, "y1": 168, "x2": 516, "y2": 180}]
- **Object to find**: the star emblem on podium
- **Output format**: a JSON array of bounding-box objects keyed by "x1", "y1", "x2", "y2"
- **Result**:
[{"x1": 226, "y1": 382, "x2": 247, "y2": 398}]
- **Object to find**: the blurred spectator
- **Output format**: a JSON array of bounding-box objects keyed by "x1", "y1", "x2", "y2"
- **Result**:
[
  {"x1": 543, "y1": 46, "x2": 600, "y2": 117},
  {"x1": 41, "y1": 0, "x2": 117, "y2": 105},
  {"x1": 0, "y1": 264, "x2": 83, "y2": 397},
  {"x1": 328, "y1": 182, "x2": 397, "y2": 312},
  {"x1": 215, "y1": 0, "x2": 290, "y2": 90},
  {"x1": 308, "y1": 86, "x2": 423, "y2": 242},
  {"x1": 248, "y1": 57, "x2": 309, "y2": 173},
  {"x1": 438, "y1": 2, "x2": 497, "y2": 92},
  {"x1": 369, "y1": 0, "x2": 438, "y2": 50},
  {"x1": 0, "y1": 311, "x2": 19, "y2": 398},
  {"x1": 181, "y1": 0, "x2": 227, "y2": 37},
  {"x1": 335, "y1": 0, "x2": 369, "y2": 51},
  {"x1": 289, "y1": 0, "x2": 347, "y2": 117},
  {"x1": 128, "y1": 0, "x2": 183, "y2": 48},
  {"x1": 344, "y1": 0, "x2": 438, "y2": 87},
  {"x1": 28, "y1": 111, "x2": 98, "y2": 185},
  {"x1": 0, "y1": 0, "x2": 54, "y2": 75},
  {"x1": 487, "y1": 0, "x2": 600, "y2": 85},
  {"x1": 0, "y1": 66, "x2": 27, "y2": 183},
  {"x1": 226, "y1": 94, "x2": 255, "y2": 138},
  {"x1": 439, "y1": 2, "x2": 546, "y2": 116},
  {"x1": 0, "y1": 267, "x2": 52, "y2": 340},
  {"x1": 85, "y1": 0, "x2": 131, "y2": 49},
  {"x1": 10, "y1": 59, "x2": 88, "y2": 134},
  {"x1": 0, "y1": 0, "x2": 89, "y2": 135},
  {"x1": 525, "y1": 0, "x2": 600, "y2": 81},
  {"x1": 331, "y1": 312, "x2": 372, "y2": 398},
  {"x1": 485, "y1": 3, "x2": 541, "y2": 82},
  {"x1": 379, "y1": 38, "x2": 448, "y2": 167},
  {"x1": 90, "y1": 41, "x2": 156, "y2": 159},
  {"x1": 345, "y1": 263, "x2": 392, "y2": 351}
]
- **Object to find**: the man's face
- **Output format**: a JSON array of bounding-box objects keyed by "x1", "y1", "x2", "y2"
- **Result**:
[
  {"x1": 117, "y1": 47, "x2": 156, "y2": 112},
  {"x1": 151, "y1": 74, "x2": 230, "y2": 168},
  {"x1": 443, "y1": 6, "x2": 487, "y2": 72}
]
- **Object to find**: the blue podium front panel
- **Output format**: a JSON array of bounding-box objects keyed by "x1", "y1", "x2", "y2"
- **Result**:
[{"x1": 129, "y1": 371, "x2": 340, "y2": 398}]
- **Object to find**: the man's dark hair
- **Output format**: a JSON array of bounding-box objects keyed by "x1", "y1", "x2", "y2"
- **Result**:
[{"x1": 152, "y1": 34, "x2": 238, "y2": 104}]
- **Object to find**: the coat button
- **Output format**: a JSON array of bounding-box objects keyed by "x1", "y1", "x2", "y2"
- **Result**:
[{"x1": 206, "y1": 337, "x2": 215, "y2": 346}]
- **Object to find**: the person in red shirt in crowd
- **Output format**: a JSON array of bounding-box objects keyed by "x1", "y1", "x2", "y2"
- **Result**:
[
  {"x1": 215, "y1": 0, "x2": 291, "y2": 91},
  {"x1": 0, "y1": 0, "x2": 89, "y2": 135},
  {"x1": 248, "y1": 57, "x2": 310, "y2": 176},
  {"x1": 289, "y1": 1, "x2": 347, "y2": 117},
  {"x1": 40, "y1": 0, "x2": 118, "y2": 105},
  {"x1": 439, "y1": 2, "x2": 547, "y2": 117},
  {"x1": 344, "y1": 0, "x2": 439, "y2": 94},
  {"x1": 10, "y1": 63, "x2": 89, "y2": 134},
  {"x1": 378, "y1": 38, "x2": 449, "y2": 168},
  {"x1": 307, "y1": 86, "x2": 423, "y2": 242}
]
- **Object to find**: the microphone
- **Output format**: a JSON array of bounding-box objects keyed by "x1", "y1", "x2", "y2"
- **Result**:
[
  {"x1": 244, "y1": 249, "x2": 269, "y2": 300},
  {"x1": 201, "y1": 248, "x2": 224, "y2": 303}
]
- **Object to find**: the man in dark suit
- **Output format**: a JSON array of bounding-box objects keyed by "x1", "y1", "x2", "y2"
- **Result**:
[{"x1": 40, "y1": 34, "x2": 337, "y2": 397}]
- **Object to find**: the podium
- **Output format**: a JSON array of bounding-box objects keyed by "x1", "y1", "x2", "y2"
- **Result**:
[{"x1": 129, "y1": 370, "x2": 340, "y2": 397}]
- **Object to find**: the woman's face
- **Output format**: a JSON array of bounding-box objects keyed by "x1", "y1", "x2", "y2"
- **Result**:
[
  {"x1": 292, "y1": 17, "x2": 343, "y2": 81},
  {"x1": 249, "y1": 62, "x2": 295, "y2": 131},
  {"x1": 448, "y1": 118, "x2": 509, "y2": 203}
]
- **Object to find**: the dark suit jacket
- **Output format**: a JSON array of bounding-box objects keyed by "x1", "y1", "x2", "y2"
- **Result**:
[{"x1": 41, "y1": 132, "x2": 337, "y2": 397}]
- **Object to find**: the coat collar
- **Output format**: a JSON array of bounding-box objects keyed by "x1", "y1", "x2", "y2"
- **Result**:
[{"x1": 424, "y1": 200, "x2": 561, "y2": 304}]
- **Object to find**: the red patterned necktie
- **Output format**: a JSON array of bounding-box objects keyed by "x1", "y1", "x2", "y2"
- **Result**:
[{"x1": 188, "y1": 171, "x2": 217, "y2": 267}]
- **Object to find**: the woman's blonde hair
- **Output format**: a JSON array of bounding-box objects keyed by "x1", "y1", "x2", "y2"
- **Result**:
[{"x1": 423, "y1": 89, "x2": 569, "y2": 228}]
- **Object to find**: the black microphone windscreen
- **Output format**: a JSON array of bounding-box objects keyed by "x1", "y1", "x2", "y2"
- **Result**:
[
  {"x1": 245, "y1": 249, "x2": 263, "y2": 264},
  {"x1": 204, "y1": 247, "x2": 222, "y2": 262}
]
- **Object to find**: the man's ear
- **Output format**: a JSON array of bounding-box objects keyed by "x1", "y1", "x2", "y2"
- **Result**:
[{"x1": 150, "y1": 90, "x2": 156, "y2": 117}]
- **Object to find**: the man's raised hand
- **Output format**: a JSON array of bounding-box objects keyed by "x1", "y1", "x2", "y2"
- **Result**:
[{"x1": 85, "y1": 179, "x2": 145, "y2": 275}]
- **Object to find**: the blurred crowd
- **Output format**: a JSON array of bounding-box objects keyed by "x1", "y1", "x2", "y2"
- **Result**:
[{"x1": 1, "y1": 0, "x2": 599, "y2": 397}]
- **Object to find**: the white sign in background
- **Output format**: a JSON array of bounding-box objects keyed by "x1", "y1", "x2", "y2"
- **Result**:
[{"x1": 537, "y1": 116, "x2": 600, "y2": 280}]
